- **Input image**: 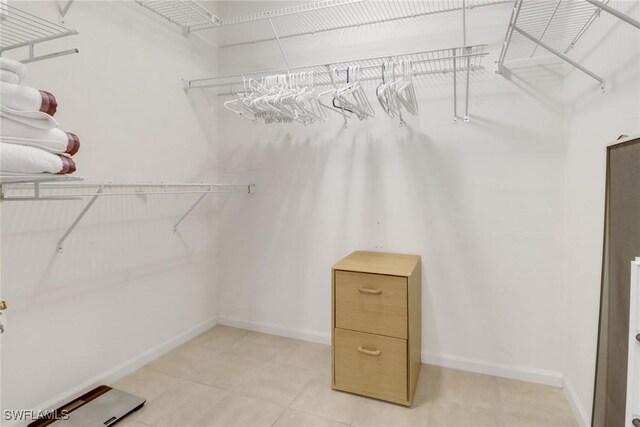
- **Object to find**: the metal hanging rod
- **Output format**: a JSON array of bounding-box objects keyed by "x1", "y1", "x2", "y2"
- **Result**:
[
  {"x1": 0, "y1": 2, "x2": 79, "y2": 63},
  {"x1": 215, "y1": 0, "x2": 509, "y2": 48},
  {"x1": 496, "y1": 0, "x2": 639, "y2": 89},
  {"x1": 0, "y1": 177, "x2": 254, "y2": 252},
  {"x1": 185, "y1": 44, "x2": 488, "y2": 95}
]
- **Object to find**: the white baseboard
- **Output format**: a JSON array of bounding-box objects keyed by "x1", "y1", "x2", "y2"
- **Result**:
[
  {"x1": 217, "y1": 316, "x2": 565, "y2": 388},
  {"x1": 563, "y1": 375, "x2": 590, "y2": 427},
  {"x1": 17, "y1": 315, "x2": 575, "y2": 427},
  {"x1": 217, "y1": 315, "x2": 330, "y2": 345},
  {"x1": 422, "y1": 351, "x2": 565, "y2": 387},
  {"x1": 4, "y1": 316, "x2": 218, "y2": 427}
]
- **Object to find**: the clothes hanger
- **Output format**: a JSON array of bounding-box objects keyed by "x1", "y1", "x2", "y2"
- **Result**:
[
  {"x1": 335, "y1": 66, "x2": 374, "y2": 120},
  {"x1": 318, "y1": 67, "x2": 354, "y2": 122},
  {"x1": 395, "y1": 60, "x2": 418, "y2": 115}
]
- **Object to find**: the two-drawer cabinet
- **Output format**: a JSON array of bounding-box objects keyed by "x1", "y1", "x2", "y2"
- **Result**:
[{"x1": 332, "y1": 251, "x2": 421, "y2": 406}]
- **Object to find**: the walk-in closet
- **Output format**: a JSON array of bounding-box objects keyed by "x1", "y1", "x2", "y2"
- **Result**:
[{"x1": 0, "y1": 1, "x2": 639, "y2": 426}]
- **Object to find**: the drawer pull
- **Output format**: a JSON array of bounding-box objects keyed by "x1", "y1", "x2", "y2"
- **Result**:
[
  {"x1": 358, "y1": 287, "x2": 382, "y2": 295},
  {"x1": 358, "y1": 346, "x2": 382, "y2": 356}
]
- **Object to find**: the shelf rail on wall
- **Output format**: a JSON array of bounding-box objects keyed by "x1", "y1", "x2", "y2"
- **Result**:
[
  {"x1": 185, "y1": 44, "x2": 488, "y2": 124},
  {"x1": 0, "y1": 177, "x2": 254, "y2": 252},
  {"x1": 0, "y1": 2, "x2": 79, "y2": 63},
  {"x1": 496, "y1": 0, "x2": 640, "y2": 89}
]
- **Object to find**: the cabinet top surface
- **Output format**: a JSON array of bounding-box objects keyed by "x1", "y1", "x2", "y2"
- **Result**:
[{"x1": 333, "y1": 251, "x2": 420, "y2": 277}]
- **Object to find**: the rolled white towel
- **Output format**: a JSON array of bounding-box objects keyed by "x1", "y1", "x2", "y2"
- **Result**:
[
  {"x1": 0, "y1": 116, "x2": 80, "y2": 155},
  {"x1": 0, "y1": 82, "x2": 57, "y2": 115},
  {"x1": 0, "y1": 58, "x2": 26, "y2": 83},
  {"x1": 0, "y1": 135, "x2": 79, "y2": 156},
  {"x1": 0, "y1": 143, "x2": 76, "y2": 175},
  {"x1": 0, "y1": 70, "x2": 19, "y2": 84},
  {"x1": 0, "y1": 105, "x2": 57, "y2": 130}
]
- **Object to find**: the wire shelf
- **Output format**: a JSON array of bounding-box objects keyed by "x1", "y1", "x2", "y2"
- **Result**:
[
  {"x1": 0, "y1": 179, "x2": 254, "y2": 251},
  {"x1": 0, "y1": 181, "x2": 253, "y2": 199},
  {"x1": 496, "y1": 0, "x2": 640, "y2": 87},
  {"x1": 496, "y1": 0, "x2": 619, "y2": 73},
  {"x1": 0, "y1": 2, "x2": 79, "y2": 61},
  {"x1": 217, "y1": 0, "x2": 509, "y2": 47},
  {"x1": 0, "y1": 174, "x2": 83, "y2": 185},
  {"x1": 186, "y1": 44, "x2": 488, "y2": 95},
  {"x1": 135, "y1": 0, "x2": 221, "y2": 33},
  {"x1": 501, "y1": 0, "x2": 606, "y2": 63}
]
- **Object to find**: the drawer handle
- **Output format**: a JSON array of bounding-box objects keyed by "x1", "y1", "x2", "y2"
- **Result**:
[
  {"x1": 358, "y1": 346, "x2": 382, "y2": 356},
  {"x1": 358, "y1": 287, "x2": 382, "y2": 295}
]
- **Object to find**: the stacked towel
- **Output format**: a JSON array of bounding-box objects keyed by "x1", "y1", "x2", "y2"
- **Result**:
[
  {"x1": 1, "y1": 82, "x2": 57, "y2": 116},
  {"x1": 0, "y1": 144, "x2": 76, "y2": 175},
  {"x1": 0, "y1": 59, "x2": 79, "y2": 175},
  {"x1": 1, "y1": 70, "x2": 20, "y2": 85},
  {"x1": 0, "y1": 105, "x2": 57, "y2": 129},
  {"x1": 1, "y1": 117, "x2": 79, "y2": 155},
  {"x1": 0, "y1": 58, "x2": 26, "y2": 84}
]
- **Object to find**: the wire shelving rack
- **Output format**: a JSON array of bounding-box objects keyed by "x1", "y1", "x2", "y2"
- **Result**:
[
  {"x1": 497, "y1": 0, "x2": 640, "y2": 89},
  {"x1": 135, "y1": 0, "x2": 508, "y2": 45},
  {"x1": 187, "y1": 44, "x2": 487, "y2": 94},
  {"x1": 135, "y1": 0, "x2": 221, "y2": 33},
  {"x1": 0, "y1": 2, "x2": 79, "y2": 63},
  {"x1": 1, "y1": 178, "x2": 254, "y2": 252},
  {"x1": 186, "y1": 44, "x2": 487, "y2": 123},
  {"x1": 215, "y1": 0, "x2": 509, "y2": 47}
]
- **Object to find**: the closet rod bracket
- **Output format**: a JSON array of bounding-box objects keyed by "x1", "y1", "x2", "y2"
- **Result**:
[{"x1": 56, "y1": 187, "x2": 103, "y2": 253}]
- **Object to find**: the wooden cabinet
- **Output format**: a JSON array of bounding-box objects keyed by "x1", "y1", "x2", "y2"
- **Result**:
[{"x1": 332, "y1": 251, "x2": 421, "y2": 406}]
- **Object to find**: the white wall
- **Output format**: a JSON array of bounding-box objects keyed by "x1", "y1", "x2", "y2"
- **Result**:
[
  {"x1": 561, "y1": 1, "x2": 640, "y2": 425},
  {"x1": 2, "y1": 1, "x2": 636, "y2": 424},
  {"x1": 213, "y1": 1, "x2": 569, "y2": 385},
  {"x1": 0, "y1": 1, "x2": 221, "y2": 420}
]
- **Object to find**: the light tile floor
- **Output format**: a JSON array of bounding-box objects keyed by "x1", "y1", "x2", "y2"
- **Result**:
[{"x1": 112, "y1": 326, "x2": 578, "y2": 427}]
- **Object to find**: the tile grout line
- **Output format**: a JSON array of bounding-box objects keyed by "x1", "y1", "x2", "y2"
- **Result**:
[{"x1": 119, "y1": 326, "x2": 579, "y2": 427}]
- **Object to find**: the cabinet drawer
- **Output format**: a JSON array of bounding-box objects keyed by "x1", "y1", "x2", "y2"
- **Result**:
[
  {"x1": 334, "y1": 328, "x2": 407, "y2": 402},
  {"x1": 335, "y1": 271, "x2": 407, "y2": 339}
]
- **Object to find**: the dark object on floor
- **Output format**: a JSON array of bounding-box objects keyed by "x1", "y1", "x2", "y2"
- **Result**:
[{"x1": 28, "y1": 385, "x2": 145, "y2": 427}]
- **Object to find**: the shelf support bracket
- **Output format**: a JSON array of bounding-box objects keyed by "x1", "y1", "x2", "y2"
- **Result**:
[
  {"x1": 514, "y1": 26, "x2": 605, "y2": 89},
  {"x1": 173, "y1": 187, "x2": 211, "y2": 233},
  {"x1": 464, "y1": 46, "x2": 471, "y2": 123},
  {"x1": 22, "y1": 48, "x2": 79, "y2": 64},
  {"x1": 58, "y1": 0, "x2": 74, "y2": 24},
  {"x1": 564, "y1": 0, "x2": 606, "y2": 54},
  {"x1": 452, "y1": 48, "x2": 458, "y2": 124},
  {"x1": 496, "y1": 0, "x2": 523, "y2": 74},
  {"x1": 462, "y1": 0, "x2": 471, "y2": 122},
  {"x1": 57, "y1": 187, "x2": 103, "y2": 253}
]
